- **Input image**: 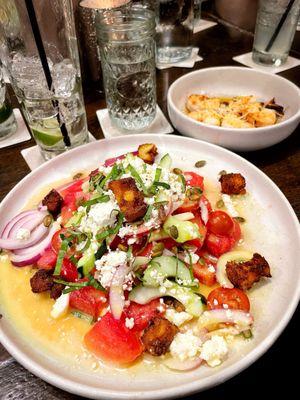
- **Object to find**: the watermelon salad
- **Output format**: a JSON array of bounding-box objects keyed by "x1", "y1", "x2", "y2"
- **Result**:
[{"x1": 0, "y1": 143, "x2": 272, "y2": 369}]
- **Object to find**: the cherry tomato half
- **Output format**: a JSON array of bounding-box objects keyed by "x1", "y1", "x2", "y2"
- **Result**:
[
  {"x1": 207, "y1": 287, "x2": 250, "y2": 312},
  {"x1": 207, "y1": 211, "x2": 234, "y2": 236}
]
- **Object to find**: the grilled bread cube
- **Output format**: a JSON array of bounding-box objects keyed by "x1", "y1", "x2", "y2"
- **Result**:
[
  {"x1": 108, "y1": 177, "x2": 147, "y2": 222},
  {"x1": 219, "y1": 173, "x2": 246, "y2": 195},
  {"x1": 138, "y1": 143, "x2": 158, "y2": 164},
  {"x1": 141, "y1": 317, "x2": 178, "y2": 356}
]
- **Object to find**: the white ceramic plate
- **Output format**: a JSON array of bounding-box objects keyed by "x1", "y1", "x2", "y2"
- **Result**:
[{"x1": 0, "y1": 134, "x2": 299, "y2": 399}]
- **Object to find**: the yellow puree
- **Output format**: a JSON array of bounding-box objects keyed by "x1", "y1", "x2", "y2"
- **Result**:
[{"x1": 0, "y1": 177, "x2": 245, "y2": 372}]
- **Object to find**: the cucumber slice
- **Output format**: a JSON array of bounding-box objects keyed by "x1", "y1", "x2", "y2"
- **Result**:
[
  {"x1": 216, "y1": 250, "x2": 253, "y2": 288},
  {"x1": 129, "y1": 280, "x2": 203, "y2": 317},
  {"x1": 65, "y1": 211, "x2": 84, "y2": 228},
  {"x1": 149, "y1": 229, "x2": 170, "y2": 242},
  {"x1": 78, "y1": 246, "x2": 96, "y2": 276},
  {"x1": 143, "y1": 256, "x2": 193, "y2": 287},
  {"x1": 163, "y1": 216, "x2": 199, "y2": 243},
  {"x1": 159, "y1": 153, "x2": 172, "y2": 169}
]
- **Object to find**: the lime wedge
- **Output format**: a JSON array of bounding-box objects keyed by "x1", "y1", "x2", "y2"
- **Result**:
[
  {"x1": 31, "y1": 118, "x2": 64, "y2": 146},
  {"x1": 0, "y1": 103, "x2": 13, "y2": 124}
]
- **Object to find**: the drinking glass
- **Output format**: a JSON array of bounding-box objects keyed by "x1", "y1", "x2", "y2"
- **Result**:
[
  {"x1": 155, "y1": 0, "x2": 194, "y2": 64},
  {"x1": 0, "y1": 0, "x2": 89, "y2": 160},
  {"x1": 252, "y1": 0, "x2": 300, "y2": 66},
  {"x1": 96, "y1": 6, "x2": 157, "y2": 131},
  {"x1": 0, "y1": 66, "x2": 17, "y2": 140}
]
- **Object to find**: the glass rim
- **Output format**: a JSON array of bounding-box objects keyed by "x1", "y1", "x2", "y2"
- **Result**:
[{"x1": 97, "y1": 6, "x2": 155, "y2": 33}]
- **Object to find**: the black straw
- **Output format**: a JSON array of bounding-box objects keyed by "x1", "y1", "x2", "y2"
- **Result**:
[
  {"x1": 265, "y1": 0, "x2": 296, "y2": 52},
  {"x1": 24, "y1": 0, "x2": 71, "y2": 147}
]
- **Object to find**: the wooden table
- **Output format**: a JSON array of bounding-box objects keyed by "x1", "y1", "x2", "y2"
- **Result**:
[{"x1": 0, "y1": 18, "x2": 299, "y2": 400}]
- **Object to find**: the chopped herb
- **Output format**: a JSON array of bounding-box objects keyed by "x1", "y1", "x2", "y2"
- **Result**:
[
  {"x1": 127, "y1": 164, "x2": 147, "y2": 193},
  {"x1": 148, "y1": 167, "x2": 163, "y2": 194},
  {"x1": 54, "y1": 239, "x2": 69, "y2": 275},
  {"x1": 169, "y1": 225, "x2": 179, "y2": 239},
  {"x1": 153, "y1": 181, "x2": 171, "y2": 190},
  {"x1": 197, "y1": 293, "x2": 207, "y2": 305},
  {"x1": 127, "y1": 246, "x2": 133, "y2": 260},
  {"x1": 216, "y1": 199, "x2": 225, "y2": 208},
  {"x1": 173, "y1": 167, "x2": 182, "y2": 175},
  {"x1": 95, "y1": 241, "x2": 107, "y2": 260},
  {"x1": 143, "y1": 204, "x2": 153, "y2": 221},
  {"x1": 71, "y1": 310, "x2": 94, "y2": 324},
  {"x1": 43, "y1": 214, "x2": 53, "y2": 227},
  {"x1": 83, "y1": 194, "x2": 110, "y2": 210},
  {"x1": 100, "y1": 164, "x2": 122, "y2": 189},
  {"x1": 219, "y1": 170, "x2": 227, "y2": 176},
  {"x1": 56, "y1": 274, "x2": 106, "y2": 293},
  {"x1": 179, "y1": 174, "x2": 186, "y2": 192},
  {"x1": 69, "y1": 255, "x2": 78, "y2": 266},
  {"x1": 234, "y1": 216, "x2": 246, "y2": 223},
  {"x1": 242, "y1": 329, "x2": 253, "y2": 339},
  {"x1": 96, "y1": 212, "x2": 124, "y2": 241},
  {"x1": 195, "y1": 160, "x2": 206, "y2": 168},
  {"x1": 186, "y1": 187, "x2": 202, "y2": 201},
  {"x1": 198, "y1": 256, "x2": 205, "y2": 265}
]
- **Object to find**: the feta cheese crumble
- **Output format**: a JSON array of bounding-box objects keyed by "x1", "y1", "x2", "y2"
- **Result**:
[
  {"x1": 95, "y1": 250, "x2": 127, "y2": 288},
  {"x1": 79, "y1": 192, "x2": 119, "y2": 235},
  {"x1": 200, "y1": 335, "x2": 228, "y2": 367},
  {"x1": 165, "y1": 309, "x2": 193, "y2": 327},
  {"x1": 125, "y1": 317, "x2": 135, "y2": 329},
  {"x1": 50, "y1": 292, "x2": 70, "y2": 319},
  {"x1": 16, "y1": 228, "x2": 30, "y2": 240},
  {"x1": 221, "y1": 194, "x2": 239, "y2": 217},
  {"x1": 170, "y1": 331, "x2": 202, "y2": 361}
]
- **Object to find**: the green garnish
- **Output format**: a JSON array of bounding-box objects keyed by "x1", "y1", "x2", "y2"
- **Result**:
[
  {"x1": 83, "y1": 194, "x2": 110, "y2": 209},
  {"x1": 186, "y1": 187, "x2": 203, "y2": 201},
  {"x1": 100, "y1": 164, "x2": 123, "y2": 189},
  {"x1": 71, "y1": 310, "x2": 94, "y2": 324},
  {"x1": 96, "y1": 212, "x2": 124, "y2": 241},
  {"x1": 153, "y1": 201, "x2": 169, "y2": 208},
  {"x1": 127, "y1": 164, "x2": 148, "y2": 193},
  {"x1": 69, "y1": 255, "x2": 78, "y2": 266},
  {"x1": 54, "y1": 239, "x2": 69, "y2": 275},
  {"x1": 153, "y1": 181, "x2": 171, "y2": 190},
  {"x1": 89, "y1": 170, "x2": 104, "y2": 192},
  {"x1": 95, "y1": 241, "x2": 107, "y2": 260},
  {"x1": 197, "y1": 293, "x2": 207, "y2": 305},
  {"x1": 143, "y1": 204, "x2": 153, "y2": 221},
  {"x1": 179, "y1": 174, "x2": 186, "y2": 192},
  {"x1": 55, "y1": 274, "x2": 106, "y2": 293}
]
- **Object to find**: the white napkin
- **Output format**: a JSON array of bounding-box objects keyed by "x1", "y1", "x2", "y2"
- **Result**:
[
  {"x1": 193, "y1": 19, "x2": 217, "y2": 34},
  {"x1": 233, "y1": 52, "x2": 300, "y2": 74},
  {"x1": 156, "y1": 48, "x2": 203, "y2": 70},
  {"x1": 96, "y1": 105, "x2": 173, "y2": 139},
  {"x1": 21, "y1": 132, "x2": 95, "y2": 171},
  {"x1": 0, "y1": 109, "x2": 31, "y2": 149}
]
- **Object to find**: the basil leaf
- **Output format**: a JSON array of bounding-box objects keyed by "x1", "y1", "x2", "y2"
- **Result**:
[
  {"x1": 153, "y1": 181, "x2": 171, "y2": 189},
  {"x1": 143, "y1": 204, "x2": 153, "y2": 221},
  {"x1": 127, "y1": 164, "x2": 147, "y2": 193},
  {"x1": 54, "y1": 239, "x2": 68, "y2": 275}
]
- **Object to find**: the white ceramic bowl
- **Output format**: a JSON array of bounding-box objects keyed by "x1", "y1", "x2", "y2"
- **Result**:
[
  {"x1": 0, "y1": 135, "x2": 300, "y2": 399},
  {"x1": 167, "y1": 67, "x2": 300, "y2": 151}
]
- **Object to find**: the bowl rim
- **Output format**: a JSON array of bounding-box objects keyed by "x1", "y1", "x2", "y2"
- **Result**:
[
  {"x1": 167, "y1": 66, "x2": 300, "y2": 134},
  {"x1": 0, "y1": 134, "x2": 299, "y2": 399}
]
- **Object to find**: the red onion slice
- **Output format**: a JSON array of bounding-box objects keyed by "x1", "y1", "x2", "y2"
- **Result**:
[
  {"x1": 1, "y1": 210, "x2": 37, "y2": 239},
  {"x1": 199, "y1": 309, "x2": 253, "y2": 330},
  {"x1": 109, "y1": 264, "x2": 133, "y2": 319},
  {"x1": 8, "y1": 211, "x2": 47, "y2": 240},
  {"x1": 0, "y1": 222, "x2": 49, "y2": 250},
  {"x1": 104, "y1": 151, "x2": 138, "y2": 167},
  {"x1": 164, "y1": 357, "x2": 203, "y2": 371},
  {"x1": 10, "y1": 223, "x2": 60, "y2": 267}
]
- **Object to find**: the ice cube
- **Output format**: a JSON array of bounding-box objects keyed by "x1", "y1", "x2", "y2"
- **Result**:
[{"x1": 52, "y1": 60, "x2": 77, "y2": 98}]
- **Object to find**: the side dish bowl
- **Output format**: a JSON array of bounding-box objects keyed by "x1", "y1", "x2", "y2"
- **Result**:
[{"x1": 167, "y1": 67, "x2": 300, "y2": 151}]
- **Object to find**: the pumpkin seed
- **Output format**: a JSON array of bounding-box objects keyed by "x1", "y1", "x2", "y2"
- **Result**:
[
  {"x1": 219, "y1": 170, "x2": 227, "y2": 176},
  {"x1": 234, "y1": 216, "x2": 246, "y2": 223},
  {"x1": 186, "y1": 187, "x2": 202, "y2": 201},
  {"x1": 195, "y1": 160, "x2": 206, "y2": 168},
  {"x1": 216, "y1": 199, "x2": 225, "y2": 208},
  {"x1": 172, "y1": 167, "x2": 183, "y2": 175},
  {"x1": 43, "y1": 215, "x2": 53, "y2": 227},
  {"x1": 169, "y1": 225, "x2": 179, "y2": 239},
  {"x1": 73, "y1": 172, "x2": 83, "y2": 180}
]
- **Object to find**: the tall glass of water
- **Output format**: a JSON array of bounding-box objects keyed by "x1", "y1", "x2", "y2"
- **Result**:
[
  {"x1": 0, "y1": 0, "x2": 89, "y2": 160},
  {"x1": 155, "y1": 0, "x2": 194, "y2": 64},
  {"x1": 252, "y1": 0, "x2": 300, "y2": 66},
  {"x1": 96, "y1": 6, "x2": 156, "y2": 131},
  {"x1": 0, "y1": 65, "x2": 17, "y2": 140}
]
